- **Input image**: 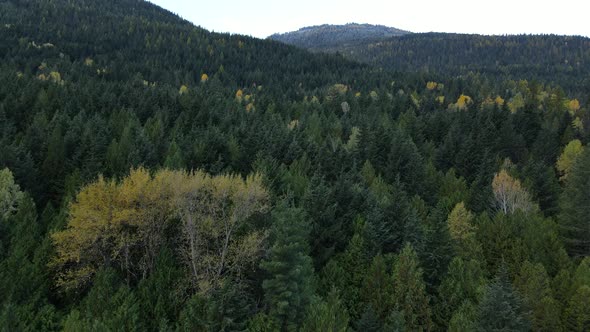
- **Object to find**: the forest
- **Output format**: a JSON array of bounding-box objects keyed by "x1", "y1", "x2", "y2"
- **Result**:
[
  {"x1": 272, "y1": 28, "x2": 590, "y2": 96},
  {"x1": 1, "y1": 0, "x2": 590, "y2": 331}
]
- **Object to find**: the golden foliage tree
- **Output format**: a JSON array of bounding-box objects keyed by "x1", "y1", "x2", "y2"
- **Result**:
[
  {"x1": 447, "y1": 202, "x2": 481, "y2": 259},
  {"x1": 173, "y1": 171, "x2": 269, "y2": 292},
  {"x1": 567, "y1": 99, "x2": 581, "y2": 115},
  {"x1": 448, "y1": 202, "x2": 475, "y2": 242},
  {"x1": 492, "y1": 170, "x2": 534, "y2": 214},
  {"x1": 556, "y1": 139, "x2": 584, "y2": 181},
  {"x1": 52, "y1": 168, "x2": 269, "y2": 293}
]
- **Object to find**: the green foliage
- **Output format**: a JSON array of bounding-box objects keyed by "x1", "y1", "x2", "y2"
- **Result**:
[
  {"x1": 476, "y1": 267, "x2": 531, "y2": 332},
  {"x1": 436, "y1": 258, "x2": 485, "y2": 329},
  {"x1": 63, "y1": 268, "x2": 141, "y2": 331},
  {"x1": 564, "y1": 285, "x2": 590, "y2": 332},
  {"x1": 260, "y1": 203, "x2": 314, "y2": 330},
  {"x1": 514, "y1": 261, "x2": 562, "y2": 331},
  {"x1": 559, "y1": 147, "x2": 590, "y2": 257},
  {"x1": 448, "y1": 301, "x2": 477, "y2": 332},
  {"x1": 300, "y1": 289, "x2": 350, "y2": 332},
  {"x1": 0, "y1": 0, "x2": 587, "y2": 329},
  {"x1": 0, "y1": 168, "x2": 23, "y2": 219},
  {"x1": 273, "y1": 29, "x2": 590, "y2": 94},
  {"x1": 391, "y1": 243, "x2": 433, "y2": 331}
]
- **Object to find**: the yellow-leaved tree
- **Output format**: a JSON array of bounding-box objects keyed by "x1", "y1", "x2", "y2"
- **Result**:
[
  {"x1": 447, "y1": 202, "x2": 481, "y2": 259},
  {"x1": 491, "y1": 170, "x2": 534, "y2": 214},
  {"x1": 173, "y1": 171, "x2": 269, "y2": 292},
  {"x1": 556, "y1": 139, "x2": 584, "y2": 181},
  {"x1": 51, "y1": 168, "x2": 269, "y2": 293}
]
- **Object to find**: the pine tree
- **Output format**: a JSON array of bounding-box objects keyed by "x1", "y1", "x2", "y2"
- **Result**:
[
  {"x1": 361, "y1": 254, "x2": 393, "y2": 321},
  {"x1": 436, "y1": 257, "x2": 485, "y2": 329},
  {"x1": 564, "y1": 285, "x2": 590, "y2": 332},
  {"x1": 260, "y1": 204, "x2": 314, "y2": 330},
  {"x1": 300, "y1": 289, "x2": 349, "y2": 332},
  {"x1": 163, "y1": 140, "x2": 184, "y2": 169},
  {"x1": 392, "y1": 243, "x2": 432, "y2": 331},
  {"x1": 0, "y1": 168, "x2": 23, "y2": 220},
  {"x1": 514, "y1": 261, "x2": 561, "y2": 331},
  {"x1": 476, "y1": 267, "x2": 530, "y2": 332},
  {"x1": 41, "y1": 125, "x2": 65, "y2": 204},
  {"x1": 559, "y1": 147, "x2": 590, "y2": 257}
]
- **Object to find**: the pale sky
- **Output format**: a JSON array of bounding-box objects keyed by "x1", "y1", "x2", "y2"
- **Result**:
[{"x1": 147, "y1": 0, "x2": 590, "y2": 39}]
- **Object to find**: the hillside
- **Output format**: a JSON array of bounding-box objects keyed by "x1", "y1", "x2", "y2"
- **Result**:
[
  {"x1": 0, "y1": 0, "x2": 374, "y2": 98},
  {"x1": 272, "y1": 28, "x2": 590, "y2": 94},
  {"x1": 269, "y1": 23, "x2": 410, "y2": 50},
  {"x1": 1, "y1": 0, "x2": 590, "y2": 331}
]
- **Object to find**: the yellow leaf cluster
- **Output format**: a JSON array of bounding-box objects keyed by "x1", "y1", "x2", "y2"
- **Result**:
[
  {"x1": 447, "y1": 202, "x2": 475, "y2": 242},
  {"x1": 179, "y1": 85, "x2": 189, "y2": 95},
  {"x1": 556, "y1": 139, "x2": 584, "y2": 181},
  {"x1": 492, "y1": 170, "x2": 534, "y2": 214},
  {"x1": 288, "y1": 119, "x2": 299, "y2": 130},
  {"x1": 453, "y1": 94, "x2": 472, "y2": 110},
  {"x1": 235, "y1": 89, "x2": 243, "y2": 101},
  {"x1": 426, "y1": 81, "x2": 438, "y2": 90},
  {"x1": 51, "y1": 168, "x2": 269, "y2": 292},
  {"x1": 326, "y1": 84, "x2": 348, "y2": 101},
  {"x1": 200, "y1": 73, "x2": 209, "y2": 82},
  {"x1": 245, "y1": 102, "x2": 255, "y2": 112},
  {"x1": 508, "y1": 93, "x2": 525, "y2": 113},
  {"x1": 567, "y1": 99, "x2": 581, "y2": 115}
]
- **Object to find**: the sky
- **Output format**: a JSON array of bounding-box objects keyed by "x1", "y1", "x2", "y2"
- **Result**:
[{"x1": 147, "y1": 0, "x2": 590, "y2": 39}]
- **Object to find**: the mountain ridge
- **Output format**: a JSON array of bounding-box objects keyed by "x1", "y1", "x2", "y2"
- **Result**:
[
  {"x1": 270, "y1": 24, "x2": 590, "y2": 94},
  {"x1": 269, "y1": 23, "x2": 410, "y2": 50}
]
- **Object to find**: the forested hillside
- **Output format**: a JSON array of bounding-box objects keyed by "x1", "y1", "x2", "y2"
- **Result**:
[
  {"x1": 1, "y1": 0, "x2": 590, "y2": 331},
  {"x1": 269, "y1": 23, "x2": 410, "y2": 50},
  {"x1": 272, "y1": 29, "x2": 590, "y2": 95}
]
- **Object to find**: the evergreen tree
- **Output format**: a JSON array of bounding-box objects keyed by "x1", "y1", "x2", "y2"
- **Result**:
[
  {"x1": 564, "y1": 285, "x2": 590, "y2": 332},
  {"x1": 476, "y1": 267, "x2": 530, "y2": 332},
  {"x1": 300, "y1": 289, "x2": 349, "y2": 332},
  {"x1": 436, "y1": 257, "x2": 485, "y2": 329},
  {"x1": 391, "y1": 243, "x2": 432, "y2": 331},
  {"x1": 559, "y1": 147, "x2": 590, "y2": 257},
  {"x1": 514, "y1": 261, "x2": 561, "y2": 331},
  {"x1": 260, "y1": 204, "x2": 314, "y2": 330}
]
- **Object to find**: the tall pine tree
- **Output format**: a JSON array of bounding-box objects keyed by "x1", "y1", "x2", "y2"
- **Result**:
[{"x1": 260, "y1": 203, "x2": 314, "y2": 330}]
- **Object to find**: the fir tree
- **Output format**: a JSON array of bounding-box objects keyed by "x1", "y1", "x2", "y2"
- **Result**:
[
  {"x1": 260, "y1": 203, "x2": 314, "y2": 330},
  {"x1": 559, "y1": 147, "x2": 590, "y2": 257},
  {"x1": 476, "y1": 266, "x2": 530, "y2": 332}
]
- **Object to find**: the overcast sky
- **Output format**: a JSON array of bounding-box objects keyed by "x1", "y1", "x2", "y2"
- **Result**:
[{"x1": 147, "y1": 0, "x2": 589, "y2": 38}]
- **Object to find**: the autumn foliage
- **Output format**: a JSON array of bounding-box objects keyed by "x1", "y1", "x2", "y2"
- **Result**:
[{"x1": 51, "y1": 168, "x2": 269, "y2": 292}]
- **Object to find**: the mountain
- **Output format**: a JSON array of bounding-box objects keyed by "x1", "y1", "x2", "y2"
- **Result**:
[
  {"x1": 269, "y1": 23, "x2": 410, "y2": 50},
  {"x1": 272, "y1": 26, "x2": 590, "y2": 94},
  {"x1": 0, "y1": 0, "x2": 376, "y2": 99}
]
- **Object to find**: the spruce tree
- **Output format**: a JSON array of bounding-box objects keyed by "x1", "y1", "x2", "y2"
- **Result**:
[
  {"x1": 559, "y1": 147, "x2": 590, "y2": 257},
  {"x1": 391, "y1": 243, "x2": 432, "y2": 331},
  {"x1": 260, "y1": 204, "x2": 314, "y2": 330},
  {"x1": 476, "y1": 267, "x2": 530, "y2": 332}
]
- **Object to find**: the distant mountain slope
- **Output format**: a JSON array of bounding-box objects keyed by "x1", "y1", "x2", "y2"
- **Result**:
[
  {"x1": 269, "y1": 23, "x2": 410, "y2": 50},
  {"x1": 0, "y1": 0, "x2": 370, "y2": 97},
  {"x1": 271, "y1": 26, "x2": 590, "y2": 93}
]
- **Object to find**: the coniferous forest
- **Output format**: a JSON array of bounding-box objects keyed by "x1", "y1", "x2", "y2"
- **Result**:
[{"x1": 1, "y1": 0, "x2": 590, "y2": 331}]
